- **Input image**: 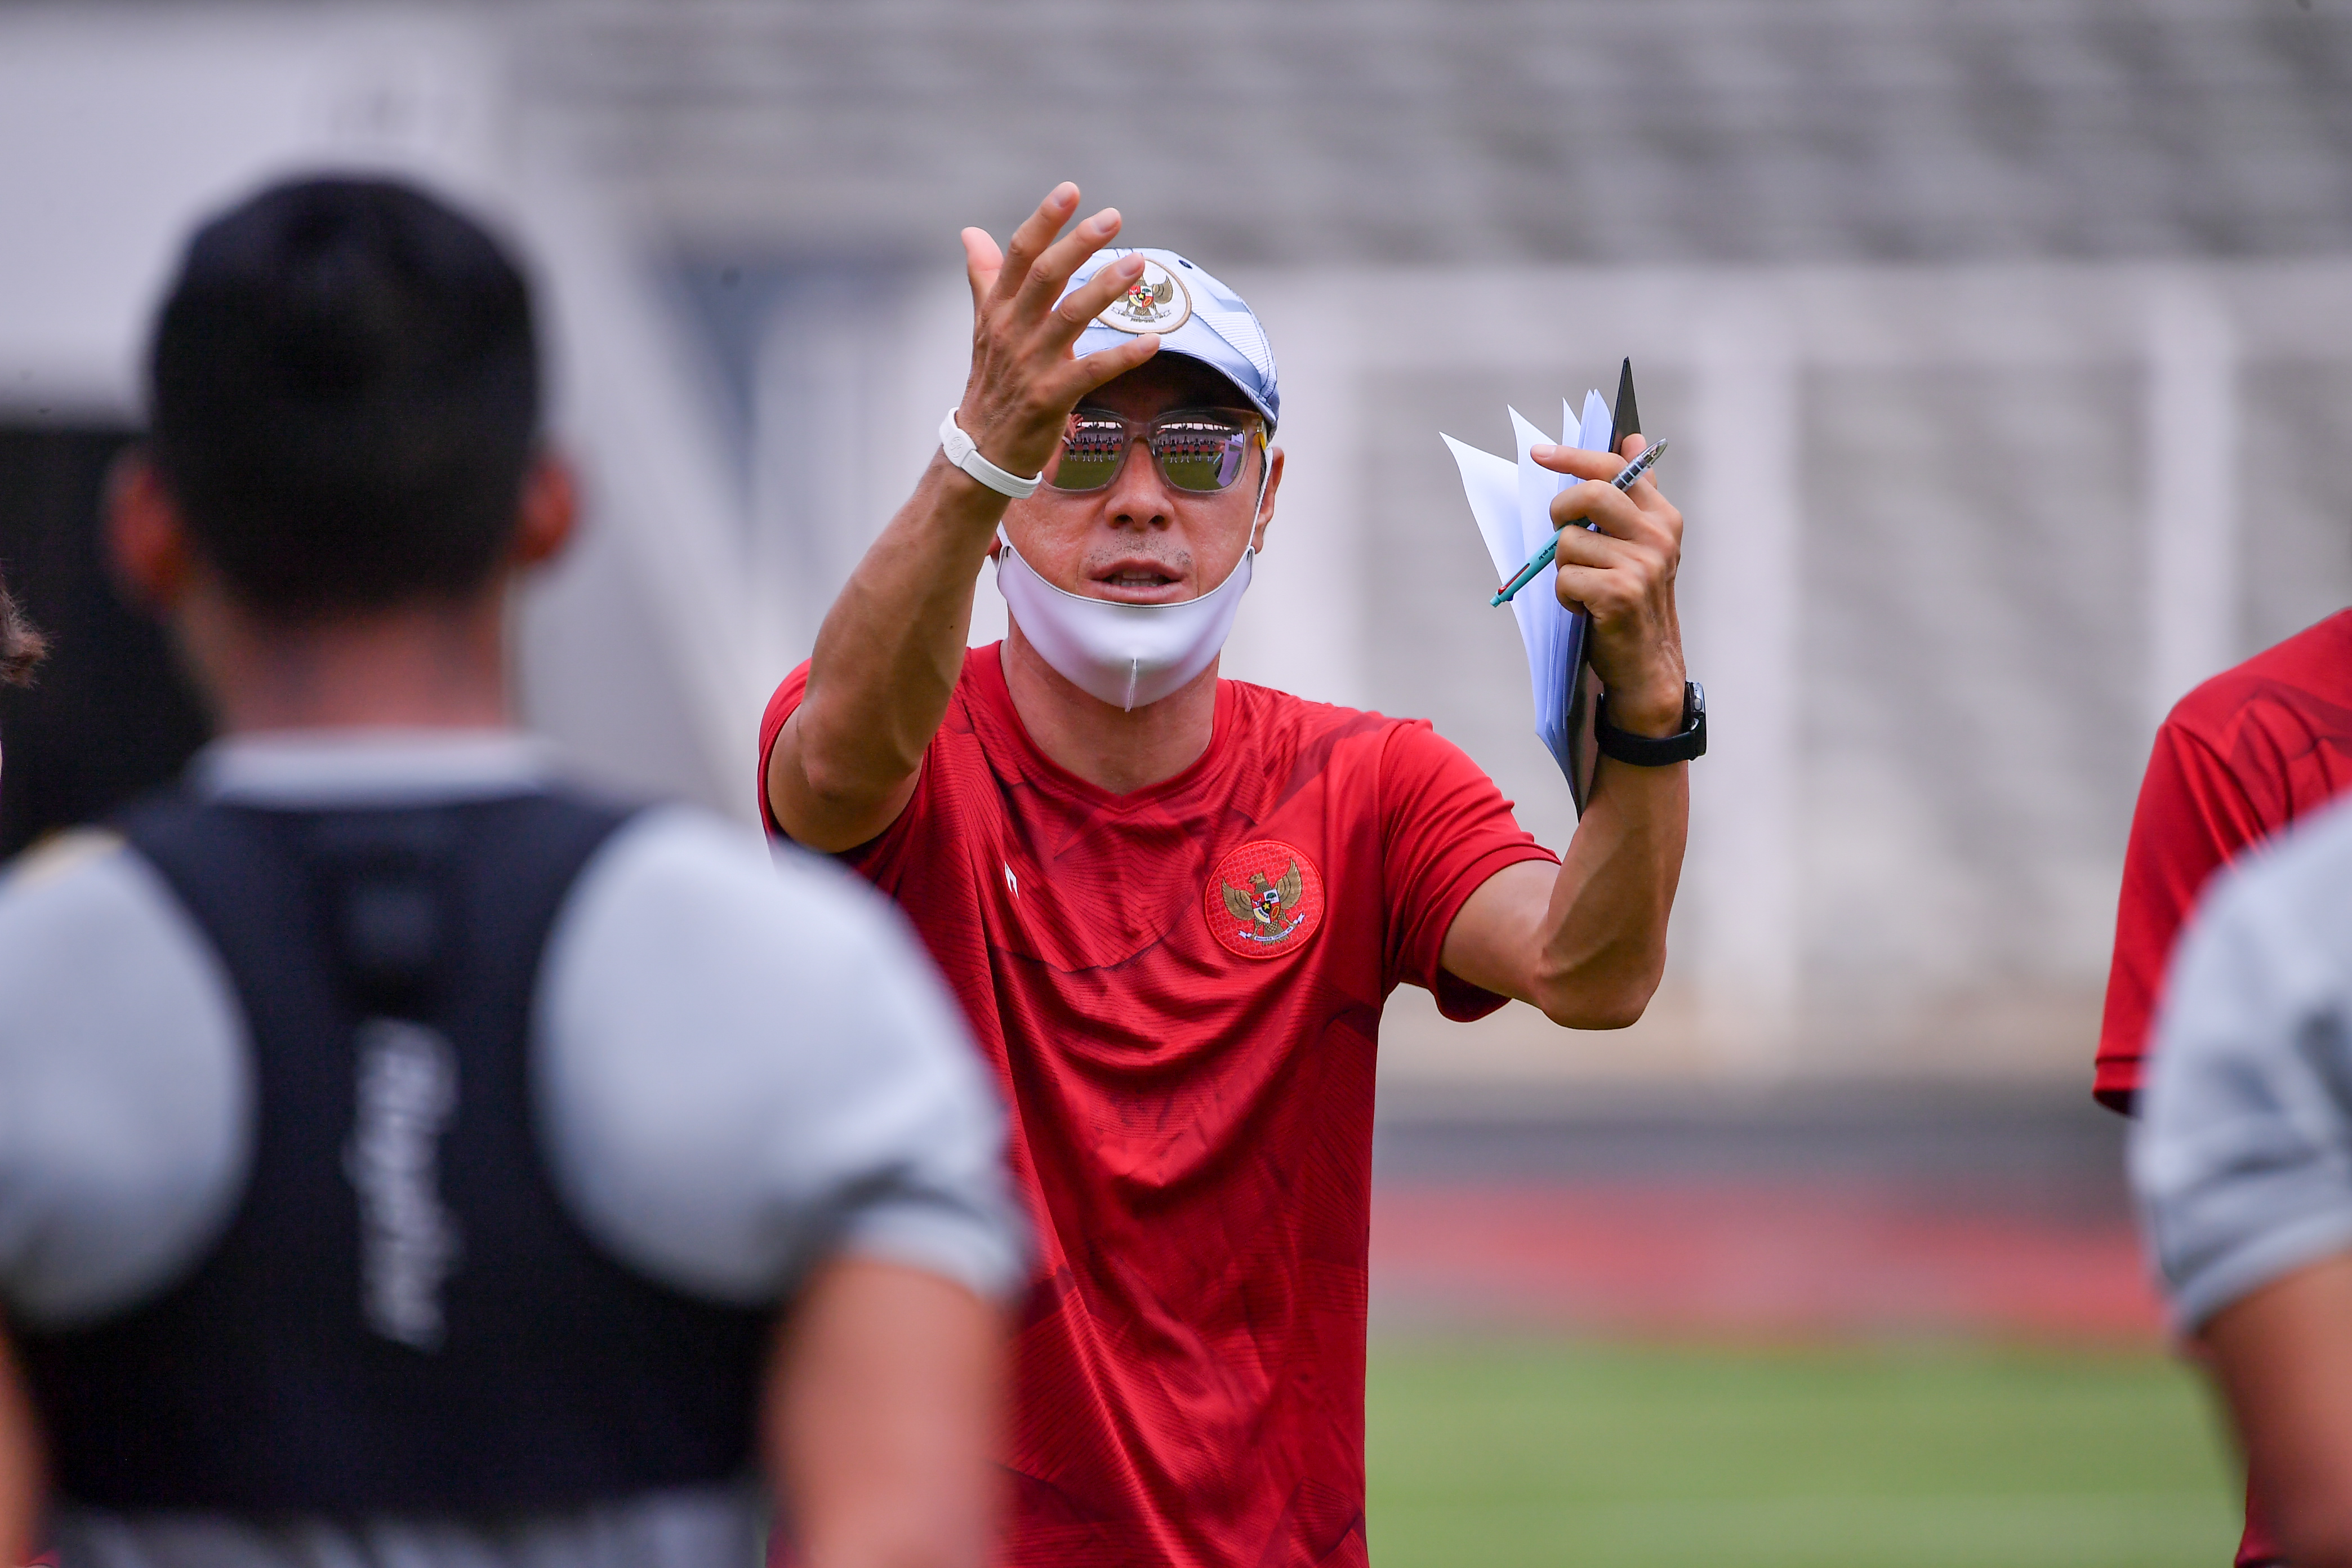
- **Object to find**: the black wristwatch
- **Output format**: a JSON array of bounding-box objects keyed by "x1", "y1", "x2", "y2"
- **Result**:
[{"x1": 1593, "y1": 681, "x2": 1706, "y2": 765}]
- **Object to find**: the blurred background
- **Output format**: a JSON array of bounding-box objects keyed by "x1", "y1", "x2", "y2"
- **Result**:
[{"x1": 5, "y1": 1, "x2": 2348, "y2": 1561}]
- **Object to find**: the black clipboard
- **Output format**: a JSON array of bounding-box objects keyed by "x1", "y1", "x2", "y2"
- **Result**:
[{"x1": 1562, "y1": 358, "x2": 1640, "y2": 816}]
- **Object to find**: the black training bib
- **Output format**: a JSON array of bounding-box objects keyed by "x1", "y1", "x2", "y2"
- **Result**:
[{"x1": 17, "y1": 789, "x2": 773, "y2": 1514}]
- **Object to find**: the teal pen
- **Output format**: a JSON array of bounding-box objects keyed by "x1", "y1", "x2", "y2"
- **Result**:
[{"x1": 1490, "y1": 439, "x2": 1669, "y2": 607}]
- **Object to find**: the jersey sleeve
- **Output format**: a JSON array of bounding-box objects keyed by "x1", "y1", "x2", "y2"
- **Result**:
[
  {"x1": 2133, "y1": 828, "x2": 2352, "y2": 1334},
  {"x1": 536, "y1": 808, "x2": 1028, "y2": 1306},
  {"x1": 1377, "y1": 721, "x2": 1559, "y2": 1021},
  {"x1": 2097, "y1": 721, "x2": 2269, "y2": 1113},
  {"x1": 755, "y1": 662, "x2": 812, "y2": 838},
  {"x1": 754, "y1": 660, "x2": 947, "y2": 893}
]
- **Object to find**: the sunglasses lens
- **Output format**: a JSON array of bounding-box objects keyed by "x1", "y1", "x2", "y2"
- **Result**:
[
  {"x1": 1050, "y1": 417, "x2": 1129, "y2": 492},
  {"x1": 1154, "y1": 418, "x2": 1250, "y2": 492}
]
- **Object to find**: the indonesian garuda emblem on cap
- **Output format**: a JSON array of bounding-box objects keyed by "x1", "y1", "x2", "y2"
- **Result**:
[
  {"x1": 1095, "y1": 256, "x2": 1192, "y2": 335},
  {"x1": 1204, "y1": 839, "x2": 1325, "y2": 960}
]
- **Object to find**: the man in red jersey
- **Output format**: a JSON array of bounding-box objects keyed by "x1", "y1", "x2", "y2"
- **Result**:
[
  {"x1": 760, "y1": 184, "x2": 1696, "y2": 1568},
  {"x1": 2098, "y1": 606, "x2": 2352, "y2": 1566}
]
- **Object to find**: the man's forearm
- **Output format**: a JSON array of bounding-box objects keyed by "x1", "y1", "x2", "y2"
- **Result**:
[
  {"x1": 769, "y1": 461, "x2": 1005, "y2": 850},
  {"x1": 1531, "y1": 758, "x2": 1689, "y2": 1025},
  {"x1": 2206, "y1": 1255, "x2": 2352, "y2": 1568},
  {"x1": 1475, "y1": 430, "x2": 1688, "y2": 1027},
  {"x1": 768, "y1": 186, "x2": 1156, "y2": 852},
  {"x1": 1438, "y1": 755, "x2": 1687, "y2": 1030}
]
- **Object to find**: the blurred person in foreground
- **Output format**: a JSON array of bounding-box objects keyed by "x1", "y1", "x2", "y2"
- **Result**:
[
  {"x1": 2096, "y1": 610, "x2": 2352, "y2": 1566},
  {"x1": 2135, "y1": 794, "x2": 2352, "y2": 1568},
  {"x1": 759, "y1": 184, "x2": 1696, "y2": 1567},
  {"x1": 0, "y1": 175, "x2": 1023, "y2": 1568}
]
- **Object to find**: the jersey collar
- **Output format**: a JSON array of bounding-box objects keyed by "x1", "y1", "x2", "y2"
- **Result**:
[
  {"x1": 973, "y1": 643, "x2": 1235, "y2": 812},
  {"x1": 191, "y1": 728, "x2": 560, "y2": 808}
]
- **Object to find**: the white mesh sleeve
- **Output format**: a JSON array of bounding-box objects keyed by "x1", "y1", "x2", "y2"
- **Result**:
[
  {"x1": 2133, "y1": 804, "x2": 2352, "y2": 1333},
  {"x1": 536, "y1": 809, "x2": 1028, "y2": 1306}
]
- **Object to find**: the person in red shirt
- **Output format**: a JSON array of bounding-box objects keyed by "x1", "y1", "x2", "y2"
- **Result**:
[
  {"x1": 760, "y1": 184, "x2": 1697, "y2": 1568},
  {"x1": 2099, "y1": 607, "x2": 2352, "y2": 1566},
  {"x1": 2100, "y1": 611, "x2": 2352, "y2": 1113}
]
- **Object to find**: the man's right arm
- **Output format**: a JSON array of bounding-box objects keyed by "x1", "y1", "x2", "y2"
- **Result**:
[
  {"x1": 2203, "y1": 1257, "x2": 2352, "y2": 1568},
  {"x1": 765, "y1": 184, "x2": 1157, "y2": 851},
  {"x1": 2133, "y1": 824, "x2": 2352, "y2": 1566},
  {"x1": 542, "y1": 810, "x2": 1030, "y2": 1561}
]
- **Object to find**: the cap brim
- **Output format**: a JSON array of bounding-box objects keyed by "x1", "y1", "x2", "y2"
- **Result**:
[{"x1": 1073, "y1": 326, "x2": 1276, "y2": 430}]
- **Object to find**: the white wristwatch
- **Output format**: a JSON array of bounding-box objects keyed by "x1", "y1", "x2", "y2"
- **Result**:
[{"x1": 939, "y1": 409, "x2": 1043, "y2": 500}]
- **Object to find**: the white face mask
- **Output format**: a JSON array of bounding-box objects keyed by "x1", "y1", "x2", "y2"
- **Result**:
[{"x1": 993, "y1": 528, "x2": 1255, "y2": 712}]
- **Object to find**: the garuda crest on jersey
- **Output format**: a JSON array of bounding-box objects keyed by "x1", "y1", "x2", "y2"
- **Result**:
[
  {"x1": 1203, "y1": 839, "x2": 1325, "y2": 960},
  {"x1": 1223, "y1": 859, "x2": 1302, "y2": 936}
]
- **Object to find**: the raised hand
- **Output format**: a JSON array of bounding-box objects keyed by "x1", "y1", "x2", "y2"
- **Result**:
[
  {"x1": 954, "y1": 184, "x2": 1162, "y2": 485},
  {"x1": 770, "y1": 182, "x2": 1165, "y2": 852},
  {"x1": 1534, "y1": 435, "x2": 1687, "y2": 736}
]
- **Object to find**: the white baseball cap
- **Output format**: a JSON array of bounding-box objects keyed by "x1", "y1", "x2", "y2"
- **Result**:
[{"x1": 1059, "y1": 248, "x2": 1279, "y2": 430}]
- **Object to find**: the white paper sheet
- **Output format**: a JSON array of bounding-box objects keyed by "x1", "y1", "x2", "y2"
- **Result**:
[{"x1": 1441, "y1": 390, "x2": 1612, "y2": 787}]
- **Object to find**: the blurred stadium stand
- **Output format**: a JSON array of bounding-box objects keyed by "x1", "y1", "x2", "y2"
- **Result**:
[
  {"x1": 4, "y1": 0, "x2": 2350, "y2": 1093},
  {"x1": 520, "y1": 0, "x2": 2352, "y2": 268}
]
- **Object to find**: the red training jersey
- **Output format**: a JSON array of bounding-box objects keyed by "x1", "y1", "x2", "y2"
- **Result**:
[
  {"x1": 760, "y1": 647, "x2": 1555, "y2": 1568},
  {"x1": 2095, "y1": 609, "x2": 2352, "y2": 1568},
  {"x1": 2096, "y1": 609, "x2": 2352, "y2": 1115}
]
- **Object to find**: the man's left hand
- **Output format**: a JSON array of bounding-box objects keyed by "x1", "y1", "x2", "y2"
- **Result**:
[{"x1": 1533, "y1": 435, "x2": 1686, "y2": 737}]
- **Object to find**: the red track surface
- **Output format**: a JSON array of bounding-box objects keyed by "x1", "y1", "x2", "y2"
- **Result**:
[{"x1": 1371, "y1": 1181, "x2": 2167, "y2": 1344}]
